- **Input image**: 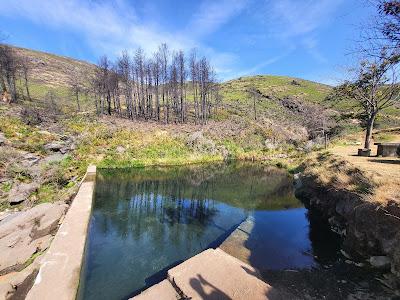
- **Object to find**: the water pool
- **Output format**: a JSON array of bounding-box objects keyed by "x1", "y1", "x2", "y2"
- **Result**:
[{"x1": 77, "y1": 162, "x2": 338, "y2": 300}]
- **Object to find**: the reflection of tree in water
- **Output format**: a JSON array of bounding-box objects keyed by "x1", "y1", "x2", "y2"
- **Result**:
[{"x1": 94, "y1": 177, "x2": 219, "y2": 246}]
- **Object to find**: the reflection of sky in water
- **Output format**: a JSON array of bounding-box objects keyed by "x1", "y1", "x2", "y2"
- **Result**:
[
  {"x1": 78, "y1": 163, "x2": 322, "y2": 300},
  {"x1": 247, "y1": 208, "x2": 314, "y2": 270}
]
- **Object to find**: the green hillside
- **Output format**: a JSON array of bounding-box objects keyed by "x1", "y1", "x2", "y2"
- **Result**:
[{"x1": 221, "y1": 75, "x2": 331, "y2": 104}]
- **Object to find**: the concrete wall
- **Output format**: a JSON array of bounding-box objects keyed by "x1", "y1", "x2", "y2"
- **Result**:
[{"x1": 25, "y1": 165, "x2": 96, "y2": 300}]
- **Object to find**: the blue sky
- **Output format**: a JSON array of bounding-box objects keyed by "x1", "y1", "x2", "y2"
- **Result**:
[{"x1": 0, "y1": 0, "x2": 375, "y2": 84}]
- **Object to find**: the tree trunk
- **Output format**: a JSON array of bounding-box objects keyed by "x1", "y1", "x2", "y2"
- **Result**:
[
  {"x1": 253, "y1": 96, "x2": 257, "y2": 120},
  {"x1": 75, "y1": 92, "x2": 80, "y2": 111},
  {"x1": 24, "y1": 74, "x2": 31, "y2": 101},
  {"x1": 364, "y1": 112, "x2": 377, "y2": 150}
]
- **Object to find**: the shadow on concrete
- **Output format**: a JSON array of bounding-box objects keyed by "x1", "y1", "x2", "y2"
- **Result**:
[
  {"x1": 189, "y1": 274, "x2": 232, "y2": 300},
  {"x1": 368, "y1": 159, "x2": 400, "y2": 165}
]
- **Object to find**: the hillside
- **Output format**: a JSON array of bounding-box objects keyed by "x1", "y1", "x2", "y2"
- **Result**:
[
  {"x1": 221, "y1": 75, "x2": 400, "y2": 131},
  {"x1": 13, "y1": 46, "x2": 95, "y2": 87},
  {"x1": 221, "y1": 75, "x2": 331, "y2": 105}
]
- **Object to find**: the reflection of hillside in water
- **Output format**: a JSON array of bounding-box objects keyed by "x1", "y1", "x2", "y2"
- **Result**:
[{"x1": 96, "y1": 161, "x2": 300, "y2": 212}]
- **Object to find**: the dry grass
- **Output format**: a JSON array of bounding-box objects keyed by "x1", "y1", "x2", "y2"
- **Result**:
[{"x1": 305, "y1": 132, "x2": 400, "y2": 205}]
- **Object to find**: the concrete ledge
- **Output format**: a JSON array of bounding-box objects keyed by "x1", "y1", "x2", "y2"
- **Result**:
[
  {"x1": 26, "y1": 166, "x2": 96, "y2": 300},
  {"x1": 131, "y1": 280, "x2": 180, "y2": 300}
]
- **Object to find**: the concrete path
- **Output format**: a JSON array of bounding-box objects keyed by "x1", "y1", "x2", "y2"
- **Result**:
[{"x1": 133, "y1": 248, "x2": 288, "y2": 300}]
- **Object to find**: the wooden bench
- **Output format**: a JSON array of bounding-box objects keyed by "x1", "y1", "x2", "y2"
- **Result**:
[{"x1": 374, "y1": 143, "x2": 400, "y2": 157}]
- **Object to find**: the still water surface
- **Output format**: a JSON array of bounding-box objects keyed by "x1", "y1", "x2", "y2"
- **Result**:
[{"x1": 78, "y1": 162, "x2": 338, "y2": 300}]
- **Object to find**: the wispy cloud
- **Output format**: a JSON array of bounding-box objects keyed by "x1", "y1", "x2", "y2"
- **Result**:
[
  {"x1": 0, "y1": 0, "x2": 353, "y2": 82},
  {"x1": 236, "y1": 49, "x2": 294, "y2": 78},
  {"x1": 186, "y1": 0, "x2": 248, "y2": 38},
  {"x1": 0, "y1": 0, "x2": 242, "y2": 76},
  {"x1": 269, "y1": 0, "x2": 344, "y2": 38},
  {"x1": 302, "y1": 36, "x2": 328, "y2": 64}
]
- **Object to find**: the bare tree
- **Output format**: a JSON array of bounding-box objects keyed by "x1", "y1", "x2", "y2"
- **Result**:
[
  {"x1": 247, "y1": 87, "x2": 260, "y2": 120},
  {"x1": 19, "y1": 56, "x2": 31, "y2": 101},
  {"x1": 91, "y1": 43, "x2": 218, "y2": 125},
  {"x1": 189, "y1": 49, "x2": 199, "y2": 124},
  {"x1": 117, "y1": 51, "x2": 133, "y2": 118},
  {"x1": 0, "y1": 44, "x2": 19, "y2": 103},
  {"x1": 70, "y1": 68, "x2": 84, "y2": 111},
  {"x1": 159, "y1": 43, "x2": 169, "y2": 124},
  {"x1": 152, "y1": 51, "x2": 161, "y2": 121},
  {"x1": 177, "y1": 50, "x2": 186, "y2": 123}
]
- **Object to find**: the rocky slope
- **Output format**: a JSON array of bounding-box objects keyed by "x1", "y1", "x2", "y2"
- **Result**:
[{"x1": 295, "y1": 152, "x2": 400, "y2": 288}]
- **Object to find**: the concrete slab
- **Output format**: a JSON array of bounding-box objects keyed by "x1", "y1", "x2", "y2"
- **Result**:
[
  {"x1": 168, "y1": 248, "x2": 283, "y2": 300},
  {"x1": 25, "y1": 166, "x2": 96, "y2": 300},
  {"x1": 131, "y1": 280, "x2": 180, "y2": 300}
]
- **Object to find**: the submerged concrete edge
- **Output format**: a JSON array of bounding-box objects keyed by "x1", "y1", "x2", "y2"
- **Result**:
[{"x1": 25, "y1": 165, "x2": 96, "y2": 300}]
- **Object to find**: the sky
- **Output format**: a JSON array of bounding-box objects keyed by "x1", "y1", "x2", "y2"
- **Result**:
[{"x1": 0, "y1": 0, "x2": 376, "y2": 84}]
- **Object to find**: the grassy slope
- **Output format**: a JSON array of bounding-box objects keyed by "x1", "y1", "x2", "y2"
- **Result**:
[
  {"x1": 221, "y1": 75, "x2": 331, "y2": 104},
  {"x1": 14, "y1": 46, "x2": 95, "y2": 112},
  {"x1": 13, "y1": 46, "x2": 95, "y2": 87},
  {"x1": 220, "y1": 75, "x2": 400, "y2": 129}
]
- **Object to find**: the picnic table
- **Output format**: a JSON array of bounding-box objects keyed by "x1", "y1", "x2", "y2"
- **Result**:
[{"x1": 374, "y1": 142, "x2": 400, "y2": 157}]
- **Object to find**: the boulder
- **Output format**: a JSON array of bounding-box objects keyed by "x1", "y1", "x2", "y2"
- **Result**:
[
  {"x1": 20, "y1": 153, "x2": 41, "y2": 168},
  {"x1": 42, "y1": 153, "x2": 66, "y2": 164},
  {"x1": 8, "y1": 182, "x2": 39, "y2": 205},
  {"x1": 44, "y1": 141, "x2": 66, "y2": 153},
  {"x1": 369, "y1": 256, "x2": 391, "y2": 270},
  {"x1": 0, "y1": 202, "x2": 68, "y2": 275},
  {"x1": 0, "y1": 255, "x2": 42, "y2": 300},
  {"x1": 116, "y1": 146, "x2": 126, "y2": 154},
  {"x1": 0, "y1": 133, "x2": 6, "y2": 146},
  {"x1": 264, "y1": 139, "x2": 277, "y2": 150},
  {"x1": 187, "y1": 131, "x2": 216, "y2": 154}
]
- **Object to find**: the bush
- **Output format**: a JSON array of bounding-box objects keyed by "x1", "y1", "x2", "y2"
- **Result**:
[{"x1": 20, "y1": 107, "x2": 42, "y2": 125}]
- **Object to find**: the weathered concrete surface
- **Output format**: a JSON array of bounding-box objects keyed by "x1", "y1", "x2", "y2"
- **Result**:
[
  {"x1": 132, "y1": 280, "x2": 180, "y2": 300},
  {"x1": 25, "y1": 166, "x2": 96, "y2": 300},
  {"x1": 167, "y1": 248, "x2": 284, "y2": 300},
  {"x1": 219, "y1": 216, "x2": 254, "y2": 265},
  {"x1": 0, "y1": 202, "x2": 68, "y2": 275}
]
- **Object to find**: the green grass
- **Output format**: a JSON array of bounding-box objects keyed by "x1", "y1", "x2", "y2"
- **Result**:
[{"x1": 220, "y1": 75, "x2": 331, "y2": 104}]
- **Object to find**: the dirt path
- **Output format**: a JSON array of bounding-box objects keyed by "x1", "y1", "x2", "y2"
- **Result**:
[{"x1": 330, "y1": 134, "x2": 400, "y2": 179}]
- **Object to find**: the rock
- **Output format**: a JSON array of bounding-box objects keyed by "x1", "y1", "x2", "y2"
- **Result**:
[
  {"x1": 0, "y1": 255, "x2": 42, "y2": 300},
  {"x1": 42, "y1": 153, "x2": 66, "y2": 164},
  {"x1": 8, "y1": 182, "x2": 39, "y2": 205},
  {"x1": 0, "y1": 281, "x2": 13, "y2": 300},
  {"x1": 216, "y1": 145, "x2": 229, "y2": 159},
  {"x1": 293, "y1": 173, "x2": 302, "y2": 189},
  {"x1": 0, "y1": 133, "x2": 6, "y2": 146},
  {"x1": 187, "y1": 131, "x2": 216, "y2": 154},
  {"x1": 0, "y1": 202, "x2": 68, "y2": 275},
  {"x1": 369, "y1": 256, "x2": 391, "y2": 270},
  {"x1": 20, "y1": 153, "x2": 41, "y2": 168},
  {"x1": 304, "y1": 140, "x2": 315, "y2": 153},
  {"x1": 116, "y1": 146, "x2": 126, "y2": 154},
  {"x1": 44, "y1": 141, "x2": 66, "y2": 153},
  {"x1": 264, "y1": 139, "x2": 277, "y2": 150},
  {"x1": 37, "y1": 130, "x2": 52, "y2": 136}
]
